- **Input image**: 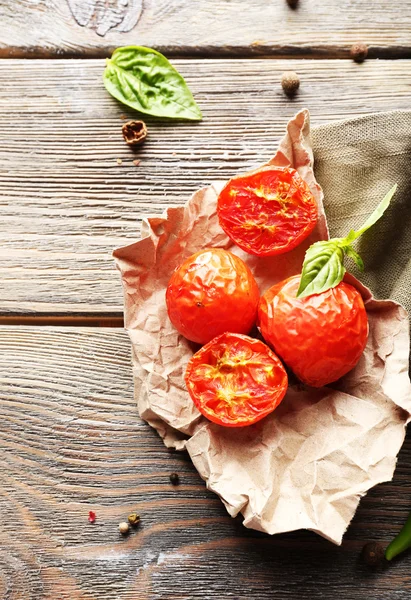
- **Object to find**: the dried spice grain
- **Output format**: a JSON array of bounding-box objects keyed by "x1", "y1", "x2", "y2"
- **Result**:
[
  {"x1": 128, "y1": 513, "x2": 141, "y2": 527},
  {"x1": 362, "y1": 542, "x2": 385, "y2": 567},
  {"x1": 122, "y1": 120, "x2": 148, "y2": 146},
  {"x1": 281, "y1": 72, "x2": 300, "y2": 97},
  {"x1": 350, "y1": 43, "x2": 368, "y2": 63},
  {"x1": 119, "y1": 521, "x2": 130, "y2": 535},
  {"x1": 170, "y1": 473, "x2": 180, "y2": 485}
]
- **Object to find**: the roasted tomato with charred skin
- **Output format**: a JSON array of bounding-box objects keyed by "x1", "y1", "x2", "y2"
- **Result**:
[
  {"x1": 185, "y1": 332, "x2": 288, "y2": 427},
  {"x1": 258, "y1": 275, "x2": 369, "y2": 388},
  {"x1": 217, "y1": 166, "x2": 318, "y2": 257},
  {"x1": 166, "y1": 249, "x2": 259, "y2": 345}
]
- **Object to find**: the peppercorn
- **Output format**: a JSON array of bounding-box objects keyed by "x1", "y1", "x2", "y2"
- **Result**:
[
  {"x1": 281, "y1": 72, "x2": 300, "y2": 97},
  {"x1": 362, "y1": 542, "x2": 385, "y2": 567},
  {"x1": 350, "y1": 43, "x2": 368, "y2": 63},
  {"x1": 119, "y1": 521, "x2": 130, "y2": 535},
  {"x1": 169, "y1": 473, "x2": 180, "y2": 485},
  {"x1": 128, "y1": 513, "x2": 141, "y2": 527},
  {"x1": 286, "y1": 0, "x2": 299, "y2": 7},
  {"x1": 122, "y1": 120, "x2": 148, "y2": 146}
]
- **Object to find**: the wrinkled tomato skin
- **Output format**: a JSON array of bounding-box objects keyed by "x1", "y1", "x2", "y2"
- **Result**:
[
  {"x1": 258, "y1": 276, "x2": 369, "y2": 387},
  {"x1": 185, "y1": 332, "x2": 288, "y2": 427},
  {"x1": 217, "y1": 166, "x2": 318, "y2": 257},
  {"x1": 166, "y1": 249, "x2": 260, "y2": 345}
]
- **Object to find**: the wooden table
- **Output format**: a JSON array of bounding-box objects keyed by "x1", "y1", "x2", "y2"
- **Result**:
[{"x1": 1, "y1": 2, "x2": 411, "y2": 598}]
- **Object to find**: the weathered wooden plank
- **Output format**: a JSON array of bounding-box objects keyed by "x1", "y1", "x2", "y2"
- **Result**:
[
  {"x1": 1, "y1": 326, "x2": 411, "y2": 599},
  {"x1": 2, "y1": 0, "x2": 411, "y2": 58},
  {"x1": 1, "y1": 58, "x2": 411, "y2": 316}
]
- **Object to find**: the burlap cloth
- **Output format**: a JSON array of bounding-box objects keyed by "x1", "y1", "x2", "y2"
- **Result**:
[
  {"x1": 312, "y1": 110, "x2": 411, "y2": 315},
  {"x1": 114, "y1": 110, "x2": 411, "y2": 544}
]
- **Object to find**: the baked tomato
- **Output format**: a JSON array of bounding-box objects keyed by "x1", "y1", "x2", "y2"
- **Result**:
[
  {"x1": 217, "y1": 166, "x2": 318, "y2": 257},
  {"x1": 258, "y1": 275, "x2": 369, "y2": 387},
  {"x1": 185, "y1": 332, "x2": 288, "y2": 427},
  {"x1": 166, "y1": 249, "x2": 259, "y2": 345}
]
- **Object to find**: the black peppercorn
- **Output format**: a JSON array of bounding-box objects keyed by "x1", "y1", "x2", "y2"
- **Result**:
[
  {"x1": 169, "y1": 473, "x2": 180, "y2": 485},
  {"x1": 361, "y1": 542, "x2": 385, "y2": 567},
  {"x1": 286, "y1": 0, "x2": 299, "y2": 7}
]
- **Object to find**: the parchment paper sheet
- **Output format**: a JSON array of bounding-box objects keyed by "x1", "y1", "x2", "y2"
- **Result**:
[{"x1": 114, "y1": 109, "x2": 411, "y2": 544}]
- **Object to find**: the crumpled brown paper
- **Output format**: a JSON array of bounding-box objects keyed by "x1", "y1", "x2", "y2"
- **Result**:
[{"x1": 113, "y1": 109, "x2": 411, "y2": 544}]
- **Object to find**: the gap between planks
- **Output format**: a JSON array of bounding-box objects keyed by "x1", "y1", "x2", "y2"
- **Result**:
[
  {"x1": 3, "y1": 47, "x2": 411, "y2": 60},
  {"x1": 3, "y1": 0, "x2": 411, "y2": 62},
  {"x1": 0, "y1": 315, "x2": 124, "y2": 327}
]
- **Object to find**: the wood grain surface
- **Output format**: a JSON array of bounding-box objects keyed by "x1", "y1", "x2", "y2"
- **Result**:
[
  {"x1": 2, "y1": 0, "x2": 411, "y2": 59},
  {"x1": 2, "y1": 1, "x2": 411, "y2": 598},
  {"x1": 2, "y1": 58, "x2": 411, "y2": 317},
  {"x1": 0, "y1": 325, "x2": 410, "y2": 600}
]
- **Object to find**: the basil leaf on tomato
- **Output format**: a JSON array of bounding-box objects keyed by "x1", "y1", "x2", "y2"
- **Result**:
[
  {"x1": 297, "y1": 184, "x2": 397, "y2": 298},
  {"x1": 297, "y1": 240, "x2": 346, "y2": 297},
  {"x1": 103, "y1": 46, "x2": 202, "y2": 121}
]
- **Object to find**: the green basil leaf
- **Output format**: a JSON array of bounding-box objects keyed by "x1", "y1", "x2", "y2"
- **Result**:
[
  {"x1": 297, "y1": 184, "x2": 397, "y2": 298},
  {"x1": 345, "y1": 245, "x2": 364, "y2": 271},
  {"x1": 346, "y1": 183, "x2": 397, "y2": 242},
  {"x1": 103, "y1": 46, "x2": 202, "y2": 121},
  {"x1": 297, "y1": 240, "x2": 346, "y2": 298}
]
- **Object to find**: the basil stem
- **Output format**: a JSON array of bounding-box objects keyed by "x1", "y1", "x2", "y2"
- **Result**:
[{"x1": 385, "y1": 510, "x2": 411, "y2": 561}]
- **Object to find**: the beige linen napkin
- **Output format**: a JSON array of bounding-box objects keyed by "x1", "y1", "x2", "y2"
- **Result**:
[
  {"x1": 312, "y1": 110, "x2": 411, "y2": 314},
  {"x1": 114, "y1": 110, "x2": 411, "y2": 544}
]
